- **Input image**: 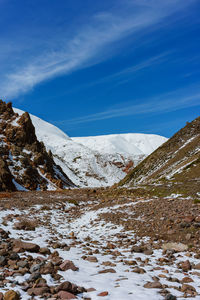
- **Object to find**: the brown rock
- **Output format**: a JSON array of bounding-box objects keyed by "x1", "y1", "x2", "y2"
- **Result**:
[
  {"x1": 97, "y1": 291, "x2": 109, "y2": 296},
  {"x1": 0, "y1": 158, "x2": 16, "y2": 192},
  {"x1": 55, "y1": 281, "x2": 72, "y2": 293},
  {"x1": 14, "y1": 219, "x2": 36, "y2": 231},
  {"x1": 12, "y1": 239, "x2": 40, "y2": 252},
  {"x1": 87, "y1": 288, "x2": 96, "y2": 292},
  {"x1": 184, "y1": 216, "x2": 195, "y2": 223},
  {"x1": 181, "y1": 284, "x2": 196, "y2": 292},
  {"x1": 195, "y1": 216, "x2": 200, "y2": 222},
  {"x1": 181, "y1": 260, "x2": 191, "y2": 272},
  {"x1": 4, "y1": 290, "x2": 20, "y2": 300},
  {"x1": 102, "y1": 261, "x2": 116, "y2": 267},
  {"x1": 194, "y1": 262, "x2": 200, "y2": 270},
  {"x1": 181, "y1": 277, "x2": 194, "y2": 283},
  {"x1": 0, "y1": 292, "x2": 3, "y2": 300},
  {"x1": 0, "y1": 228, "x2": 9, "y2": 239},
  {"x1": 98, "y1": 268, "x2": 116, "y2": 274},
  {"x1": 85, "y1": 256, "x2": 98, "y2": 263},
  {"x1": 132, "y1": 267, "x2": 146, "y2": 274},
  {"x1": 40, "y1": 261, "x2": 55, "y2": 274},
  {"x1": 57, "y1": 291, "x2": 77, "y2": 299},
  {"x1": 27, "y1": 287, "x2": 49, "y2": 296},
  {"x1": 39, "y1": 247, "x2": 51, "y2": 255},
  {"x1": 144, "y1": 282, "x2": 162, "y2": 289},
  {"x1": 60, "y1": 260, "x2": 79, "y2": 271}
]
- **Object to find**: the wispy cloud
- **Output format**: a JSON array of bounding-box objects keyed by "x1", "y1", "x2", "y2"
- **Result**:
[
  {"x1": 0, "y1": 0, "x2": 196, "y2": 99},
  {"x1": 56, "y1": 86, "x2": 200, "y2": 127}
]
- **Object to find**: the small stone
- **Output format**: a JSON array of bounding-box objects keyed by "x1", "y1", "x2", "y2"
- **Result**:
[
  {"x1": 181, "y1": 277, "x2": 193, "y2": 283},
  {"x1": 40, "y1": 247, "x2": 51, "y2": 255},
  {"x1": 98, "y1": 268, "x2": 116, "y2": 274},
  {"x1": 9, "y1": 253, "x2": 20, "y2": 260},
  {"x1": 17, "y1": 260, "x2": 28, "y2": 268},
  {"x1": 194, "y1": 263, "x2": 200, "y2": 270},
  {"x1": 27, "y1": 287, "x2": 49, "y2": 296},
  {"x1": 186, "y1": 233, "x2": 192, "y2": 241},
  {"x1": 85, "y1": 256, "x2": 98, "y2": 263},
  {"x1": 87, "y1": 288, "x2": 96, "y2": 292},
  {"x1": 195, "y1": 216, "x2": 200, "y2": 222},
  {"x1": 55, "y1": 281, "x2": 72, "y2": 293},
  {"x1": 0, "y1": 228, "x2": 9, "y2": 239},
  {"x1": 181, "y1": 284, "x2": 196, "y2": 292},
  {"x1": 132, "y1": 267, "x2": 146, "y2": 274},
  {"x1": 30, "y1": 263, "x2": 41, "y2": 273},
  {"x1": 97, "y1": 291, "x2": 109, "y2": 296},
  {"x1": 165, "y1": 295, "x2": 177, "y2": 300},
  {"x1": 144, "y1": 249, "x2": 153, "y2": 255},
  {"x1": 144, "y1": 282, "x2": 162, "y2": 289},
  {"x1": 28, "y1": 272, "x2": 41, "y2": 282},
  {"x1": 4, "y1": 290, "x2": 20, "y2": 300},
  {"x1": 0, "y1": 256, "x2": 7, "y2": 266},
  {"x1": 181, "y1": 260, "x2": 191, "y2": 272}
]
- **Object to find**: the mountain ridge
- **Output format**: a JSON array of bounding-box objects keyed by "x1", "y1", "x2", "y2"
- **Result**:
[
  {"x1": 14, "y1": 108, "x2": 167, "y2": 187},
  {"x1": 119, "y1": 116, "x2": 200, "y2": 196}
]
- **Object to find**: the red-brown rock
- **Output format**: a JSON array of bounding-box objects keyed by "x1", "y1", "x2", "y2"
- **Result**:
[
  {"x1": 97, "y1": 291, "x2": 109, "y2": 297},
  {"x1": 57, "y1": 291, "x2": 77, "y2": 299}
]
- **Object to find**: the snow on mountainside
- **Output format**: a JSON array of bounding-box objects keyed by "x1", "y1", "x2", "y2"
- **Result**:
[
  {"x1": 73, "y1": 133, "x2": 167, "y2": 157},
  {"x1": 14, "y1": 108, "x2": 167, "y2": 187},
  {"x1": 119, "y1": 116, "x2": 200, "y2": 190}
]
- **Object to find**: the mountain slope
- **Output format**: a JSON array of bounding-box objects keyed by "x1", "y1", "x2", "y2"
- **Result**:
[
  {"x1": 14, "y1": 108, "x2": 167, "y2": 187},
  {"x1": 73, "y1": 133, "x2": 167, "y2": 165},
  {"x1": 119, "y1": 116, "x2": 200, "y2": 190},
  {"x1": 0, "y1": 101, "x2": 74, "y2": 191}
]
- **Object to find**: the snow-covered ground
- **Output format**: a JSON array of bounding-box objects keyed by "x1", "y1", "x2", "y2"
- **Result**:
[
  {"x1": 14, "y1": 108, "x2": 167, "y2": 187},
  {"x1": 0, "y1": 196, "x2": 200, "y2": 300}
]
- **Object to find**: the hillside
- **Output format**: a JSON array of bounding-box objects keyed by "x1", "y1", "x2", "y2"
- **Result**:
[
  {"x1": 0, "y1": 101, "x2": 74, "y2": 191},
  {"x1": 119, "y1": 116, "x2": 200, "y2": 196},
  {"x1": 14, "y1": 108, "x2": 167, "y2": 187}
]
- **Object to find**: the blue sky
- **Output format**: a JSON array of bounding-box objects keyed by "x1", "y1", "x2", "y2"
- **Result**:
[{"x1": 0, "y1": 0, "x2": 200, "y2": 138}]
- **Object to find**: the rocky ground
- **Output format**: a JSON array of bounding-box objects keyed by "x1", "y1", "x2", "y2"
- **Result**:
[{"x1": 0, "y1": 189, "x2": 200, "y2": 299}]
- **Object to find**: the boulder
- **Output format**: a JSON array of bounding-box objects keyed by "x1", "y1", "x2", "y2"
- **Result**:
[
  {"x1": 12, "y1": 240, "x2": 40, "y2": 252},
  {"x1": 162, "y1": 242, "x2": 188, "y2": 252},
  {"x1": 57, "y1": 291, "x2": 77, "y2": 299},
  {"x1": 60, "y1": 260, "x2": 79, "y2": 271}
]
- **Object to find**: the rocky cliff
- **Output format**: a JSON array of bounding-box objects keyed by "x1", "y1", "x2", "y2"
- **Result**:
[{"x1": 0, "y1": 100, "x2": 75, "y2": 191}]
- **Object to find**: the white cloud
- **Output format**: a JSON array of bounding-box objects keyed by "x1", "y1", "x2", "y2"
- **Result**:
[
  {"x1": 0, "y1": 0, "x2": 197, "y2": 99},
  {"x1": 57, "y1": 87, "x2": 200, "y2": 126}
]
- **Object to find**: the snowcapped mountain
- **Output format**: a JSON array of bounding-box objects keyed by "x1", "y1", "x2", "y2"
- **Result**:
[
  {"x1": 14, "y1": 108, "x2": 167, "y2": 187},
  {"x1": 73, "y1": 133, "x2": 167, "y2": 158}
]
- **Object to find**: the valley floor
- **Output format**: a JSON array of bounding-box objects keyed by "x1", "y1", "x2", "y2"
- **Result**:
[{"x1": 0, "y1": 189, "x2": 200, "y2": 299}]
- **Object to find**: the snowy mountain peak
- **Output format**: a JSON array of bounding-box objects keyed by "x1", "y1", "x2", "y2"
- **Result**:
[
  {"x1": 72, "y1": 133, "x2": 167, "y2": 157},
  {"x1": 13, "y1": 108, "x2": 167, "y2": 187}
]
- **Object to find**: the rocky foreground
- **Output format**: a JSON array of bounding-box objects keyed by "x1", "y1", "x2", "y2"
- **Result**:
[{"x1": 0, "y1": 189, "x2": 200, "y2": 299}]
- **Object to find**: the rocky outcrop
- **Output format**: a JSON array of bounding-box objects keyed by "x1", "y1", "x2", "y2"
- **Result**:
[
  {"x1": 0, "y1": 100, "x2": 75, "y2": 191},
  {"x1": 0, "y1": 158, "x2": 15, "y2": 191}
]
